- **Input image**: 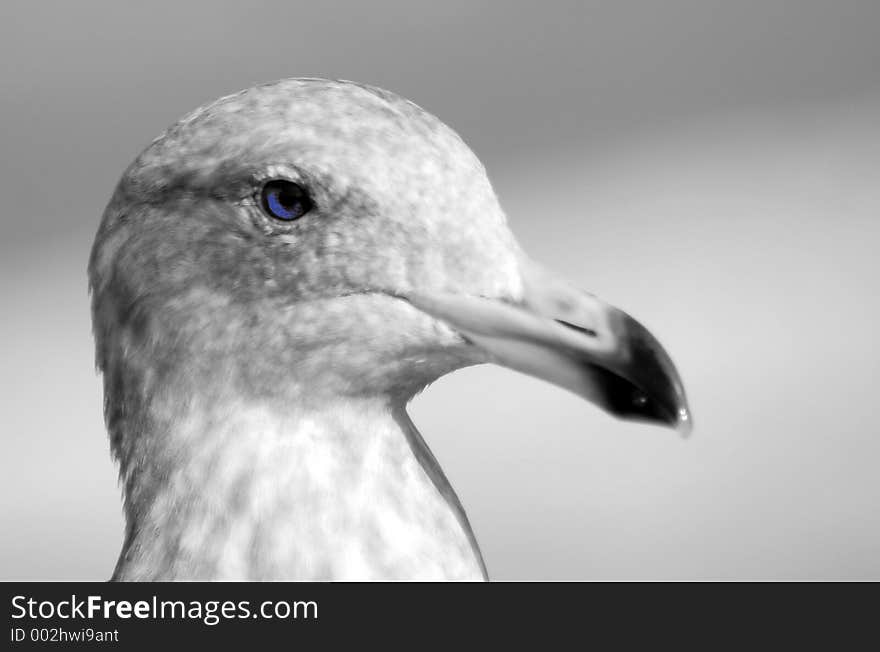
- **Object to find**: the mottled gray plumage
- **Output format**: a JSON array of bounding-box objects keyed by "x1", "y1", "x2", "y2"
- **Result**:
[{"x1": 90, "y1": 78, "x2": 689, "y2": 580}]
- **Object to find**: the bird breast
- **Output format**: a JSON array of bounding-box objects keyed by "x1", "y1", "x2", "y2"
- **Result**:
[{"x1": 114, "y1": 396, "x2": 484, "y2": 581}]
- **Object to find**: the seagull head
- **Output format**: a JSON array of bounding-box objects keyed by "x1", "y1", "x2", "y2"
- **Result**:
[{"x1": 90, "y1": 78, "x2": 690, "y2": 434}]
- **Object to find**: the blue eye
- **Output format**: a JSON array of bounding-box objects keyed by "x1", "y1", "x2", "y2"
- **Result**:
[{"x1": 260, "y1": 180, "x2": 312, "y2": 221}]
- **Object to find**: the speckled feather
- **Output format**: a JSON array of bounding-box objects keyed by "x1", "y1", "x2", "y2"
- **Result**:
[{"x1": 90, "y1": 79, "x2": 527, "y2": 580}]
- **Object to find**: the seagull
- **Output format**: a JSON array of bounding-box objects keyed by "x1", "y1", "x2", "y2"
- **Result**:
[{"x1": 89, "y1": 78, "x2": 690, "y2": 581}]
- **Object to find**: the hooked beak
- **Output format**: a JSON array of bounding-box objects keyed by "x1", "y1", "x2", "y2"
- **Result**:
[{"x1": 404, "y1": 261, "x2": 692, "y2": 435}]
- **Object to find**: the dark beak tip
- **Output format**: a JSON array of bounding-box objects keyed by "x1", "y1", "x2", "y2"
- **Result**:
[
  {"x1": 626, "y1": 402, "x2": 693, "y2": 437},
  {"x1": 607, "y1": 309, "x2": 692, "y2": 438}
]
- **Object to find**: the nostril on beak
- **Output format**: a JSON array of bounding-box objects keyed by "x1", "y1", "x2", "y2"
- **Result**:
[{"x1": 555, "y1": 319, "x2": 598, "y2": 338}]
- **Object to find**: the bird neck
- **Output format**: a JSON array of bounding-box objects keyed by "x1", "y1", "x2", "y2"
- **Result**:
[{"x1": 113, "y1": 391, "x2": 486, "y2": 581}]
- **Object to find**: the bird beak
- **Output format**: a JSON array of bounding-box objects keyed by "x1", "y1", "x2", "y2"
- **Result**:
[{"x1": 404, "y1": 260, "x2": 692, "y2": 435}]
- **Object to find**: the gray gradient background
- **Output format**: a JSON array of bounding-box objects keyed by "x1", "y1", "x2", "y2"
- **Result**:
[{"x1": 2, "y1": 0, "x2": 878, "y2": 580}]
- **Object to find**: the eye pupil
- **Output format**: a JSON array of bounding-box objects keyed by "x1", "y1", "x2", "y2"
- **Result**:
[{"x1": 260, "y1": 180, "x2": 312, "y2": 221}]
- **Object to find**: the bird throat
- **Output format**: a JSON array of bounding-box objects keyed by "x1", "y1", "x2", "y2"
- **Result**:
[{"x1": 112, "y1": 392, "x2": 486, "y2": 581}]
